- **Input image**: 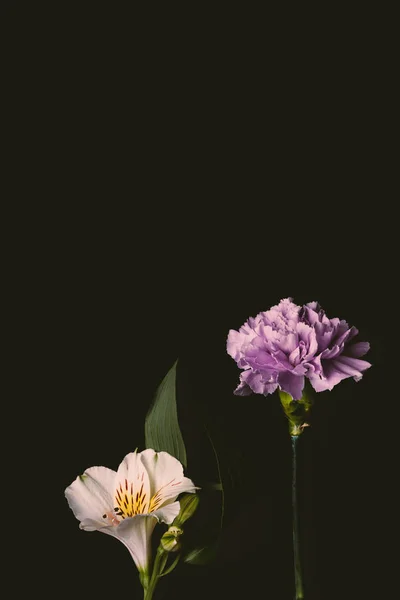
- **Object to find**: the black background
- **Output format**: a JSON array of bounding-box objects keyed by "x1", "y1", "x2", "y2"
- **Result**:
[{"x1": 5, "y1": 5, "x2": 396, "y2": 599}]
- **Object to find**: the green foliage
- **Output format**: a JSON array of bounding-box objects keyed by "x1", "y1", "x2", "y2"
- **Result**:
[
  {"x1": 145, "y1": 361, "x2": 187, "y2": 467},
  {"x1": 144, "y1": 363, "x2": 225, "y2": 569},
  {"x1": 184, "y1": 543, "x2": 218, "y2": 565},
  {"x1": 173, "y1": 493, "x2": 200, "y2": 527}
]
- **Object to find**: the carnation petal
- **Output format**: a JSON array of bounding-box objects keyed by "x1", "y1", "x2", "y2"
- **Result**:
[
  {"x1": 308, "y1": 362, "x2": 348, "y2": 392},
  {"x1": 289, "y1": 346, "x2": 301, "y2": 366},
  {"x1": 333, "y1": 356, "x2": 371, "y2": 381},
  {"x1": 320, "y1": 345, "x2": 342, "y2": 360},
  {"x1": 278, "y1": 372, "x2": 305, "y2": 400},
  {"x1": 308, "y1": 354, "x2": 371, "y2": 392},
  {"x1": 277, "y1": 332, "x2": 298, "y2": 354},
  {"x1": 345, "y1": 342, "x2": 370, "y2": 358},
  {"x1": 245, "y1": 347, "x2": 277, "y2": 369},
  {"x1": 333, "y1": 324, "x2": 359, "y2": 348},
  {"x1": 226, "y1": 330, "x2": 245, "y2": 361},
  {"x1": 237, "y1": 369, "x2": 278, "y2": 396},
  {"x1": 233, "y1": 380, "x2": 253, "y2": 396},
  {"x1": 296, "y1": 322, "x2": 318, "y2": 359},
  {"x1": 242, "y1": 370, "x2": 267, "y2": 394},
  {"x1": 302, "y1": 303, "x2": 320, "y2": 325},
  {"x1": 314, "y1": 322, "x2": 335, "y2": 352}
]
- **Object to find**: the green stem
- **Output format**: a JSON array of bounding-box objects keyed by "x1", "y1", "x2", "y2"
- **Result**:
[
  {"x1": 292, "y1": 435, "x2": 304, "y2": 599},
  {"x1": 143, "y1": 572, "x2": 156, "y2": 600},
  {"x1": 143, "y1": 549, "x2": 167, "y2": 600}
]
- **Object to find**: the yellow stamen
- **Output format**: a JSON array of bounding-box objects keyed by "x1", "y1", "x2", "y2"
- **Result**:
[{"x1": 115, "y1": 478, "x2": 148, "y2": 518}]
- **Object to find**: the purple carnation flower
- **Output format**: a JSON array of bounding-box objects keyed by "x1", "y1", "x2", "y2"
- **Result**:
[
  {"x1": 300, "y1": 301, "x2": 371, "y2": 393},
  {"x1": 227, "y1": 298, "x2": 371, "y2": 400}
]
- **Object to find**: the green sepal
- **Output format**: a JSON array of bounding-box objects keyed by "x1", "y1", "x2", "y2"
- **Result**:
[{"x1": 279, "y1": 387, "x2": 314, "y2": 436}]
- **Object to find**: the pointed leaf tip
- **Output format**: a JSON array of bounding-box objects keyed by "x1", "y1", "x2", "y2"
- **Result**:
[{"x1": 144, "y1": 361, "x2": 187, "y2": 467}]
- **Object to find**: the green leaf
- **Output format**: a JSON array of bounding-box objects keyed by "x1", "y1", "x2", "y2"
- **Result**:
[
  {"x1": 145, "y1": 360, "x2": 187, "y2": 467},
  {"x1": 184, "y1": 542, "x2": 218, "y2": 565},
  {"x1": 160, "y1": 553, "x2": 180, "y2": 577}
]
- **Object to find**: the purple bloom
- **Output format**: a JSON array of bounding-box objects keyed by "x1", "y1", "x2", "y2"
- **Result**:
[
  {"x1": 300, "y1": 301, "x2": 371, "y2": 393},
  {"x1": 227, "y1": 298, "x2": 371, "y2": 400}
]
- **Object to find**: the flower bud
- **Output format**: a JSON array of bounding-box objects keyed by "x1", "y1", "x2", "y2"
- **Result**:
[
  {"x1": 160, "y1": 526, "x2": 183, "y2": 552},
  {"x1": 173, "y1": 493, "x2": 199, "y2": 527}
]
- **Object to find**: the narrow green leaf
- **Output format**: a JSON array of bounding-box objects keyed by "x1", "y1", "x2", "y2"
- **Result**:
[
  {"x1": 144, "y1": 360, "x2": 187, "y2": 467},
  {"x1": 184, "y1": 543, "x2": 218, "y2": 565},
  {"x1": 160, "y1": 554, "x2": 181, "y2": 577}
]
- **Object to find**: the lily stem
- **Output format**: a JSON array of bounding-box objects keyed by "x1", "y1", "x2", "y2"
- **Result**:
[
  {"x1": 292, "y1": 435, "x2": 304, "y2": 599},
  {"x1": 143, "y1": 548, "x2": 166, "y2": 600}
]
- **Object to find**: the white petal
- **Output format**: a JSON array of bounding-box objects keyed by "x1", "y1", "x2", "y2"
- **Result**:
[
  {"x1": 114, "y1": 451, "x2": 151, "y2": 516},
  {"x1": 152, "y1": 500, "x2": 181, "y2": 524},
  {"x1": 139, "y1": 449, "x2": 197, "y2": 511},
  {"x1": 104, "y1": 515, "x2": 158, "y2": 573},
  {"x1": 65, "y1": 466, "x2": 116, "y2": 530}
]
